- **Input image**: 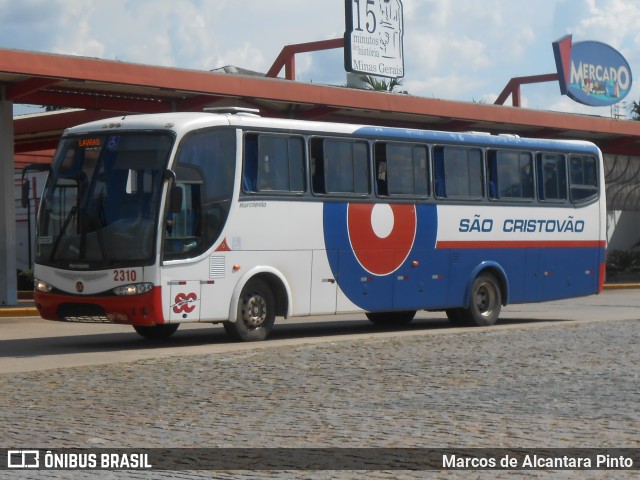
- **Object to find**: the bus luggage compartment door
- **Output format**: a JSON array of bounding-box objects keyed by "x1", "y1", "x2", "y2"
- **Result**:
[
  {"x1": 310, "y1": 250, "x2": 338, "y2": 315},
  {"x1": 168, "y1": 280, "x2": 201, "y2": 322}
]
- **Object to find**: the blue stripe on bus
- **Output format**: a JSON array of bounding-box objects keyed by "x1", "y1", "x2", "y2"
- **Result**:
[
  {"x1": 353, "y1": 126, "x2": 601, "y2": 154},
  {"x1": 323, "y1": 202, "x2": 603, "y2": 312}
]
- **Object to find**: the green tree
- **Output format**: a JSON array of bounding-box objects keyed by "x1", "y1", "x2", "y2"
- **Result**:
[
  {"x1": 630, "y1": 100, "x2": 640, "y2": 120},
  {"x1": 346, "y1": 75, "x2": 408, "y2": 94}
]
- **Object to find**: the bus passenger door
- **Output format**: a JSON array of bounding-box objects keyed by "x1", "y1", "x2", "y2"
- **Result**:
[
  {"x1": 168, "y1": 280, "x2": 201, "y2": 322},
  {"x1": 310, "y1": 250, "x2": 337, "y2": 315}
]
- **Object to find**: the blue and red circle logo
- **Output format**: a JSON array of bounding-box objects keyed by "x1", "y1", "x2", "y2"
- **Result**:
[
  {"x1": 347, "y1": 203, "x2": 416, "y2": 275},
  {"x1": 323, "y1": 202, "x2": 438, "y2": 311}
]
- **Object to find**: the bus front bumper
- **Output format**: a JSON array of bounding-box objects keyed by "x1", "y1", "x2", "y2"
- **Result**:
[{"x1": 34, "y1": 287, "x2": 165, "y2": 326}]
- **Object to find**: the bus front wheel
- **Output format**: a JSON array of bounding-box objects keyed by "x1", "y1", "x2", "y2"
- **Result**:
[
  {"x1": 133, "y1": 324, "x2": 179, "y2": 339},
  {"x1": 460, "y1": 272, "x2": 502, "y2": 326},
  {"x1": 224, "y1": 279, "x2": 276, "y2": 341}
]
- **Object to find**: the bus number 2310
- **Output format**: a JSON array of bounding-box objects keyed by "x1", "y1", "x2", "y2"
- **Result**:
[{"x1": 113, "y1": 270, "x2": 137, "y2": 282}]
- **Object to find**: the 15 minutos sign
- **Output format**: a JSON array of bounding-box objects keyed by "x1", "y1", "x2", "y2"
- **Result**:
[{"x1": 344, "y1": 0, "x2": 405, "y2": 79}]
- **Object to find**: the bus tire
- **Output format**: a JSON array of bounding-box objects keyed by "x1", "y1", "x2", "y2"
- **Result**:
[
  {"x1": 365, "y1": 310, "x2": 416, "y2": 326},
  {"x1": 461, "y1": 272, "x2": 502, "y2": 326},
  {"x1": 133, "y1": 324, "x2": 179, "y2": 339},
  {"x1": 224, "y1": 278, "x2": 276, "y2": 341}
]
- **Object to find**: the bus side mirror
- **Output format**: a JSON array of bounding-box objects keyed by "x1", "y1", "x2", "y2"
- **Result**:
[
  {"x1": 170, "y1": 186, "x2": 183, "y2": 213},
  {"x1": 164, "y1": 169, "x2": 183, "y2": 213},
  {"x1": 20, "y1": 163, "x2": 51, "y2": 208}
]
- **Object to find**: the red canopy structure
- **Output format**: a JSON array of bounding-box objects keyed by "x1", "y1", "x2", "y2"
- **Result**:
[
  {"x1": 2, "y1": 46, "x2": 640, "y2": 159},
  {"x1": 2, "y1": 45, "x2": 640, "y2": 305}
]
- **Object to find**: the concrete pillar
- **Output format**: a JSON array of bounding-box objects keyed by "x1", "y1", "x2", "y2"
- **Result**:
[{"x1": 0, "y1": 90, "x2": 17, "y2": 305}]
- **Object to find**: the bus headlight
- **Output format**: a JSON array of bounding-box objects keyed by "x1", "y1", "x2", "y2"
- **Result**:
[
  {"x1": 113, "y1": 283, "x2": 154, "y2": 296},
  {"x1": 34, "y1": 278, "x2": 53, "y2": 293}
]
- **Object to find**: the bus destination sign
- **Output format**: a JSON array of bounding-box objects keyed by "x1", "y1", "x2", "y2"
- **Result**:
[{"x1": 344, "y1": 0, "x2": 404, "y2": 79}]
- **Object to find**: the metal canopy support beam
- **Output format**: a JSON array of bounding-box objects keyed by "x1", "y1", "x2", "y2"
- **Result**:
[
  {"x1": 0, "y1": 91, "x2": 17, "y2": 305},
  {"x1": 266, "y1": 38, "x2": 345, "y2": 80},
  {"x1": 494, "y1": 73, "x2": 559, "y2": 107}
]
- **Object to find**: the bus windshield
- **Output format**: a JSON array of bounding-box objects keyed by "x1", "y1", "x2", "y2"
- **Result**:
[{"x1": 35, "y1": 133, "x2": 174, "y2": 269}]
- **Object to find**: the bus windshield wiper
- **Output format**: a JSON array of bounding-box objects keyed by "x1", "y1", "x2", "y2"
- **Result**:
[
  {"x1": 49, "y1": 205, "x2": 78, "y2": 261},
  {"x1": 94, "y1": 196, "x2": 110, "y2": 263}
]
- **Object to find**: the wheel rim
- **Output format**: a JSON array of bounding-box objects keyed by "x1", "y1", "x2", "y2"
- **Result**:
[
  {"x1": 475, "y1": 281, "x2": 497, "y2": 317},
  {"x1": 242, "y1": 294, "x2": 267, "y2": 328}
]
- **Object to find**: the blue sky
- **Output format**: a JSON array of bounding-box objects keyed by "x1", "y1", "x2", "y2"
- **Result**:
[{"x1": 2, "y1": 0, "x2": 640, "y2": 118}]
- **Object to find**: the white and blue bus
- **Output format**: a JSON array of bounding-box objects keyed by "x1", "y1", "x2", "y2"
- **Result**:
[{"x1": 29, "y1": 110, "x2": 606, "y2": 341}]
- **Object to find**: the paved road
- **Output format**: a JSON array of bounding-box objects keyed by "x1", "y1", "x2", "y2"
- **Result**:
[
  {"x1": 0, "y1": 290, "x2": 639, "y2": 479},
  {"x1": 0, "y1": 289, "x2": 638, "y2": 375}
]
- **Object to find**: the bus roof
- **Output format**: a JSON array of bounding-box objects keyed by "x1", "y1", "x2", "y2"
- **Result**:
[
  {"x1": 63, "y1": 112, "x2": 600, "y2": 155},
  {"x1": 353, "y1": 125, "x2": 600, "y2": 155}
]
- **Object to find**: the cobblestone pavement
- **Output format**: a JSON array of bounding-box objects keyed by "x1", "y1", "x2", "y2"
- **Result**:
[{"x1": 1, "y1": 318, "x2": 638, "y2": 479}]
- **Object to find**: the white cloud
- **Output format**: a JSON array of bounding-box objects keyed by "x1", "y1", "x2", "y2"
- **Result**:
[
  {"x1": 53, "y1": 1, "x2": 105, "y2": 58},
  {"x1": 575, "y1": 0, "x2": 640, "y2": 45},
  {"x1": 405, "y1": 73, "x2": 485, "y2": 100}
]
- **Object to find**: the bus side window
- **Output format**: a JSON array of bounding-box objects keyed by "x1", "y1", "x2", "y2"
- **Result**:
[
  {"x1": 310, "y1": 138, "x2": 325, "y2": 194},
  {"x1": 242, "y1": 134, "x2": 258, "y2": 192},
  {"x1": 243, "y1": 133, "x2": 305, "y2": 194},
  {"x1": 569, "y1": 155, "x2": 598, "y2": 203},
  {"x1": 387, "y1": 143, "x2": 413, "y2": 195},
  {"x1": 434, "y1": 147, "x2": 446, "y2": 197},
  {"x1": 288, "y1": 137, "x2": 305, "y2": 192},
  {"x1": 435, "y1": 146, "x2": 483, "y2": 198},
  {"x1": 374, "y1": 142, "x2": 388, "y2": 196},
  {"x1": 413, "y1": 145, "x2": 430, "y2": 196},
  {"x1": 352, "y1": 142, "x2": 369, "y2": 194},
  {"x1": 537, "y1": 153, "x2": 567, "y2": 201},
  {"x1": 164, "y1": 129, "x2": 235, "y2": 260},
  {"x1": 376, "y1": 142, "x2": 430, "y2": 197},
  {"x1": 316, "y1": 138, "x2": 369, "y2": 195},
  {"x1": 488, "y1": 150, "x2": 533, "y2": 200},
  {"x1": 169, "y1": 184, "x2": 197, "y2": 232}
]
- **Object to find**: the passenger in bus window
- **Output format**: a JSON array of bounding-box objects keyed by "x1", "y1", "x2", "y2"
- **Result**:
[{"x1": 377, "y1": 160, "x2": 387, "y2": 193}]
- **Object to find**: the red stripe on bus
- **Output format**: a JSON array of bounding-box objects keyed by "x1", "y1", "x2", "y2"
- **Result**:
[{"x1": 436, "y1": 240, "x2": 606, "y2": 249}]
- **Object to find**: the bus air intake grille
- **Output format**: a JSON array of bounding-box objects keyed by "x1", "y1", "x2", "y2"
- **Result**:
[
  {"x1": 210, "y1": 256, "x2": 226, "y2": 279},
  {"x1": 58, "y1": 303, "x2": 110, "y2": 323}
]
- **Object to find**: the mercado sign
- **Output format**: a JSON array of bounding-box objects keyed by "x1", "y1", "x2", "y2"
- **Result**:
[
  {"x1": 553, "y1": 34, "x2": 632, "y2": 107},
  {"x1": 344, "y1": 0, "x2": 404, "y2": 79}
]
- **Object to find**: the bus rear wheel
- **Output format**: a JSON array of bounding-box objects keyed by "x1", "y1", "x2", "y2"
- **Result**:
[
  {"x1": 366, "y1": 310, "x2": 416, "y2": 326},
  {"x1": 460, "y1": 272, "x2": 502, "y2": 326},
  {"x1": 224, "y1": 279, "x2": 276, "y2": 342},
  {"x1": 133, "y1": 324, "x2": 179, "y2": 339}
]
